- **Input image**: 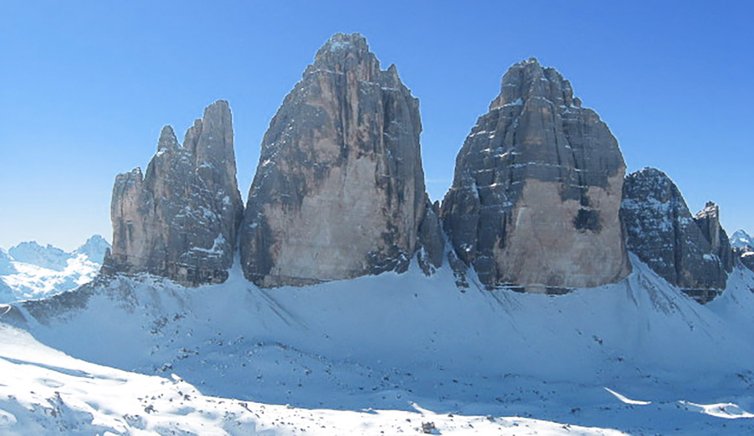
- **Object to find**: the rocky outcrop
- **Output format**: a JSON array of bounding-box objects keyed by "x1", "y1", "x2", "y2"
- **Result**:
[
  {"x1": 239, "y1": 33, "x2": 441, "y2": 287},
  {"x1": 694, "y1": 202, "x2": 734, "y2": 272},
  {"x1": 105, "y1": 100, "x2": 244, "y2": 285},
  {"x1": 621, "y1": 168, "x2": 732, "y2": 301},
  {"x1": 441, "y1": 58, "x2": 630, "y2": 291}
]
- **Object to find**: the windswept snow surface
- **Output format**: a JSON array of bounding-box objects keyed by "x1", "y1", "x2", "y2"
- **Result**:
[{"x1": 1, "y1": 255, "x2": 754, "y2": 434}]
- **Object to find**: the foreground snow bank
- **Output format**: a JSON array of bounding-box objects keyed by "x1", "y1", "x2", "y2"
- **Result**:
[{"x1": 0, "y1": 324, "x2": 624, "y2": 435}]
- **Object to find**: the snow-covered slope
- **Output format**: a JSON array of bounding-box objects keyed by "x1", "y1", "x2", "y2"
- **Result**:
[
  {"x1": 2, "y1": 255, "x2": 754, "y2": 434},
  {"x1": 0, "y1": 236, "x2": 111, "y2": 303},
  {"x1": 0, "y1": 323, "x2": 625, "y2": 435}
]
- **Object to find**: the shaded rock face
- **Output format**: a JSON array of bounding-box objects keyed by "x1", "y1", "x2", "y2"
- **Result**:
[
  {"x1": 441, "y1": 58, "x2": 630, "y2": 291},
  {"x1": 240, "y1": 33, "x2": 441, "y2": 287},
  {"x1": 621, "y1": 168, "x2": 732, "y2": 295},
  {"x1": 738, "y1": 250, "x2": 754, "y2": 272},
  {"x1": 694, "y1": 202, "x2": 734, "y2": 272},
  {"x1": 105, "y1": 101, "x2": 244, "y2": 285}
]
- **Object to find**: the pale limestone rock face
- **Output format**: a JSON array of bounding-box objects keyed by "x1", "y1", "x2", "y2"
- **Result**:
[
  {"x1": 105, "y1": 101, "x2": 244, "y2": 285},
  {"x1": 441, "y1": 59, "x2": 630, "y2": 290},
  {"x1": 240, "y1": 33, "x2": 441, "y2": 287},
  {"x1": 489, "y1": 175, "x2": 627, "y2": 291}
]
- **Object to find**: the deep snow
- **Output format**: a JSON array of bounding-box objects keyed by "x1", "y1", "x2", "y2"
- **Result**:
[{"x1": 1, "y1": 255, "x2": 754, "y2": 434}]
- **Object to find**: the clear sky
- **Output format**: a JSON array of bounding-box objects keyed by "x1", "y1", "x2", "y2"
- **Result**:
[{"x1": 1, "y1": 1, "x2": 752, "y2": 250}]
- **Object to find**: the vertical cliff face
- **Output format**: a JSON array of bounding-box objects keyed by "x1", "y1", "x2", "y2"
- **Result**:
[
  {"x1": 694, "y1": 201, "x2": 734, "y2": 273},
  {"x1": 621, "y1": 168, "x2": 732, "y2": 300},
  {"x1": 239, "y1": 33, "x2": 442, "y2": 287},
  {"x1": 441, "y1": 59, "x2": 630, "y2": 291},
  {"x1": 106, "y1": 101, "x2": 244, "y2": 285}
]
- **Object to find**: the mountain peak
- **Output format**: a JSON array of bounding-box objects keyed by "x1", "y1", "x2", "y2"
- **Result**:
[
  {"x1": 731, "y1": 229, "x2": 754, "y2": 250},
  {"x1": 489, "y1": 58, "x2": 580, "y2": 110},
  {"x1": 7, "y1": 241, "x2": 71, "y2": 272},
  {"x1": 310, "y1": 33, "x2": 380, "y2": 81},
  {"x1": 74, "y1": 235, "x2": 111, "y2": 264},
  {"x1": 317, "y1": 32, "x2": 369, "y2": 55},
  {"x1": 157, "y1": 125, "x2": 178, "y2": 151},
  {"x1": 240, "y1": 33, "x2": 439, "y2": 287}
]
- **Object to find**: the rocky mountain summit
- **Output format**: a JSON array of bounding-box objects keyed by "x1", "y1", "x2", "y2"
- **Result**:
[
  {"x1": 239, "y1": 33, "x2": 442, "y2": 287},
  {"x1": 8, "y1": 242, "x2": 72, "y2": 272},
  {"x1": 621, "y1": 168, "x2": 733, "y2": 302},
  {"x1": 441, "y1": 58, "x2": 630, "y2": 291},
  {"x1": 730, "y1": 230, "x2": 754, "y2": 272},
  {"x1": 104, "y1": 101, "x2": 244, "y2": 285},
  {"x1": 730, "y1": 230, "x2": 754, "y2": 250},
  {"x1": 73, "y1": 235, "x2": 111, "y2": 264}
]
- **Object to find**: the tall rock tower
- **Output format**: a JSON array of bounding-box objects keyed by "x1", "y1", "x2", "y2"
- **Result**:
[
  {"x1": 240, "y1": 33, "x2": 443, "y2": 287},
  {"x1": 105, "y1": 100, "x2": 244, "y2": 285},
  {"x1": 442, "y1": 59, "x2": 630, "y2": 291}
]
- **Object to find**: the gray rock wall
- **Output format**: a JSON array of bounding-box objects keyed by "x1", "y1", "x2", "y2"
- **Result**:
[
  {"x1": 621, "y1": 168, "x2": 731, "y2": 294},
  {"x1": 239, "y1": 33, "x2": 441, "y2": 287},
  {"x1": 105, "y1": 101, "x2": 244, "y2": 285},
  {"x1": 694, "y1": 201, "x2": 734, "y2": 272},
  {"x1": 441, "y1": 58, "x2": 630, "y2": 291}
]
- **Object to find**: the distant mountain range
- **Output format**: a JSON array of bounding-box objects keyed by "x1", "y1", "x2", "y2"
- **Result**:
[{"x1": 0, "y1": 235, "x2": 110, "y2": 303}]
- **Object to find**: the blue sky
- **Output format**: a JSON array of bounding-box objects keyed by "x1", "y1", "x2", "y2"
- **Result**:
[{"x1": 1, "y1": 1, "x2": 752, "y2": 250}]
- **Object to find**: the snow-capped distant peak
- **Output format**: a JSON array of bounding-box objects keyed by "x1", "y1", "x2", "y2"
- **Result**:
[
  {"x1": 73, "y1": 234, "x2": 111, "y2": 264},
  {"x1": 0, "y1": 235, "x2": 109, "y2": 304},
  {"x1": 730, "y1": 229, "x2": 753, "y2": 250},
  {"x1": 7, "y1": 241, "x2": 71, "y2": 272}
]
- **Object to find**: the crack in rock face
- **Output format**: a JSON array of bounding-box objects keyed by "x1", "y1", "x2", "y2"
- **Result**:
[
  {"x1": 441, "y1": 58, "x2": 631, "y2": 291},
  {"x1": 239, "y1": 33, "x2": 442, "y2": 287}
]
